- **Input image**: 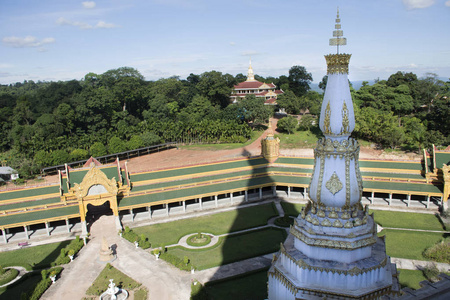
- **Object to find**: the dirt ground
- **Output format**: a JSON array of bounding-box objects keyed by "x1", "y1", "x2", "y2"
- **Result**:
[{"x1": 1, "y1": 119, "x2": 421, "y2": 190}]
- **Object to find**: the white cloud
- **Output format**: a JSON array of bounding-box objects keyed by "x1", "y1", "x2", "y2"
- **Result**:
[
  {"x1": 82, "y1": 1, "x2": 96, "y2": 9},
  {"x1": 2, "y1": 36, "x2": 55, "y2": 48},
  {"x1": 229, "y1": 42, "x2": 236, "y2": 46},
  {"x1": 57, "y1": 17, "x2": 93, "y2": 29},
  {"x1": 56, "y1": 17, "x2": 117, "y2": 29},
  {"x1": 95, "y1": 21, "x2": 116, "y2": 29},
  {"x1": 445, "y1": 0, "x2": 450, "y2": 7},
  {"x1": 402, "y1": 0, "x2": 435, "y2": 10}
]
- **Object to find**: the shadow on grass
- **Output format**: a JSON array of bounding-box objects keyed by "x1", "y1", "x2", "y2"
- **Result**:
[{"x1": 191, "y1": 150, "x2": 282, "y2": 299}]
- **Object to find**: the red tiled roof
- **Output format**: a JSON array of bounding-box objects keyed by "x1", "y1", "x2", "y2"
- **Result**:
[
  {"x1": 265, "y1": 98, "x2": 277, "y2": 104},
  {"x1": 233, "y1": 81, "x2": 276, "y2": 89}
]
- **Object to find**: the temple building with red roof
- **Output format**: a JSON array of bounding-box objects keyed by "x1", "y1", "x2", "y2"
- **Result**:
[{"x1": 231, "y1": 61, "x2": 283, "y2": 105}]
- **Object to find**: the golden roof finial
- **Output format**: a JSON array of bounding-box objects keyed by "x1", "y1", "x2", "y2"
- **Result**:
[
  {"x1": 247, "y1": 57, "x2": 255, "y2": 81},
  {"x1": 329, "y1": 7, "x2": 346, "y2": 54}
]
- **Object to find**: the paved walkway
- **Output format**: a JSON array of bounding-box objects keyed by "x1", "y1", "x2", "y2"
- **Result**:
[{"x1": 42, "y1": 216, "x2": 193, "y2": 300}]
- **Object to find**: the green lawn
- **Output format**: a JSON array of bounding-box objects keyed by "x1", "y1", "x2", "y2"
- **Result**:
[
  {"x1": 204, "y1": 268, "x2": 269, "y2": 300},
  {"x1": 167, "y1": 228, "x2": 286, "y2": 270},
  {"x1": 180, "y1": 130, "x2": 264, "y2": 151},
  {"x1": 398, "y1": 269, "x2": 428, "y2": 290},
  {"x1": 281, "y1": 201, "x2": 305, "y2": 217},
  {"x1": 276, "y1": 128, "x2": 321, "y2": 149},
  {"x1": 0, "y1": 273, "x2": 41, "y2": 298},
  {"x1": 132, "y1": 203, "x2": 278, "y2": 247},
  {"x1": 381, "y1": 229, "x2": 447, "y2": 260},
  {"x1": 0, "y1": 240, "x2": 71, "y2": 270},
  {"x1": 373, "y1": 210, "x2": 445, "y2": 231}
]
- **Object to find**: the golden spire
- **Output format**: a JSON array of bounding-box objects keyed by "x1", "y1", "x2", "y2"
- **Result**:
[
  {"x1": 329, "y1": 7, "x2": 347, "y2": 54},
  {"x1": 247, "y1": 57, "x2": 255, "y2": 81}
]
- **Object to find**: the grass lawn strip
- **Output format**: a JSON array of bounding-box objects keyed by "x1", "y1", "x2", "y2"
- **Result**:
[
  {"x1": 204, "y1": 268, "x2": 269, "y2": 300},
  {"x1": 381, "y1": 229, "x2": 446, "y2": 261},
  {"x1": 280, "y1": 201, "x2": 305, "y2": 217},
  {"x1": 167, "y1": 227, "x2": 286, "y2": 270},
  {"x1": 398, "y1": 269, "x2": 428, "y2": 290},
  {"x1": 132, "y1": 202, "x2": 278, "y2": 247},
  {"x1": 0, "y1": 273, "x2": 41, "y2": 298},
  {"x1": 0, "y1": 240, "x2": 72, "y2": 270},
  {"x1": 0, "y1": 268, "x2": 19, "y2": 286},
  {"x1": 372, "y1": 210, "x2": 445, "y2": 231}
]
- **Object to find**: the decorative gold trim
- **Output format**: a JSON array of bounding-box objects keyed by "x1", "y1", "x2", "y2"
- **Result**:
[
  {"x1": 326, "y1": 172, "x2": 343, "y2": 195},
  {"x1": 323, "y1": 102, "x2": 332, "y2": 135},
  {"x1": 325, "y1": 54, "x2": 351, "y2": 74},
  {"x1": 341, "y1": 101, "x2": 350, "y2": 135}
]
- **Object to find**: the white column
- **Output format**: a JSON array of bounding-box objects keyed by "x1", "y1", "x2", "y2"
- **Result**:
[
  {"x1": 426, "y1": 195, "x2": 430, "y2": 208},
  {"x1": 65, "y1": 219, "x2": 70, "y2": 233},
  {"x1": 288, "y1": 186, "x2": 291, "y2": 198},
  {"x1": 199, "y1": 198, "x2": 203, "y2": 210},
  {"x1": 407, "y1": 194, "x2": 411, "y2": 207},
  {"x1": 230, "y1": 193, "x2": 234, "y2": 204},
  {"x1": 371, "y1": 192, "x2": 374, "y2": 204},
  {"x1": 215, "y1": 195, "x2": 218, "y2": 207},
  {"x1": 272, "y1": 186, "x2": 276, "y2": 196},
  {"x1": 148, "y1": 206, "x2": 152, "y2": 219},
  {"x1": 259, "y1": 188, "x2": 263, "y2": 200},
  {"x1": 81, "y1": 221, "x2": 88, "y2": 236},
  {"x1": 2, "y1": 229, "x2": 6, "y2": 243},
  {"x1": 183, "y1": 201, "x2": 186, "y2": 212},
  {"x1": 303, "y1": 187, "x2": 306, "y2": 199},
  {"x1": 130, "y1": 209, "x2": 134, "y2": 222},
  {"x1": 245, "y1": 190, "x2": 248, "y2": 202},
  {"x1": 166, "y1": 204, "x2": 169, "y2": 216},
  {"x1": 24, "y1": 226, "x2": 29, "y2": 240},
  {"x1": 389, "y1": 193, "x2": 392, "y2": 206},
  {"x1": 45, "y1": 222, "x2": 50, "y2": 236}
]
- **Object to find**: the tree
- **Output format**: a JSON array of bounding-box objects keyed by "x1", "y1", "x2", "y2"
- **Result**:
[
  {"x1": 90, "y1": 142, "x2": 107, "y2": 157},
  {"x1": 299, "y1": 115, "x2": 314, "y2": 131},
  {"x1": 276, "y1": 90, "x2": 303, "y2": 114},
  {"x1": 319, "y1": 76, "x2": 328, "y2": 91},
  {"x1": 140, "y1": 132, "x2": 160, "y2": 146},
  {"x1": 238, "y1": 95, "x2": 272, "y2": 125},
  {"x1": 197, "y1": 71, "x2": 232, "y2": 108},
  {"x1": 277, "y1": 116, "x2": 298, "y2": 134},
  {"x1": 108, "y1": 136, "x2": 127, "y2": 154},
  {"x1": 288, "y1": 66, "x2": 313, "y2": 97}
]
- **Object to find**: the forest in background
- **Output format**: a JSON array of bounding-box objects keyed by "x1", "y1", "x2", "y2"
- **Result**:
[{"x1": 0, "y1": 66, "x2": 449, "y2": 179}]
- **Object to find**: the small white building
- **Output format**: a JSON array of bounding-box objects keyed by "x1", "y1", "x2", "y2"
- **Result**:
[{"x1": 0, "y1": 167, "x2": 19, "y2": 181}]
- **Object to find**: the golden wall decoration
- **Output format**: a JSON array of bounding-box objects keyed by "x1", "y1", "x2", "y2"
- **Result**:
[{"x1": 325, "y1": 54, "x2": 351, "y2": 74}]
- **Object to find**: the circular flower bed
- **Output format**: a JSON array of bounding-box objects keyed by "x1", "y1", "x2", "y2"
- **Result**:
[
  {"x1": 0, "y1": 268, "x2": 19, "y2": 286},
  {"x1": 274, "y1": 216, "x2": 294, "y2": 227},
  {"x1": 186, "y1": 233, "x2": 212, "y2": 247}
]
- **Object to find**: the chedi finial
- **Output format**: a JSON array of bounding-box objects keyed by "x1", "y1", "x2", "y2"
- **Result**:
[{"x1": 329, "y1": 7, "x2": 347, "y2": 54}]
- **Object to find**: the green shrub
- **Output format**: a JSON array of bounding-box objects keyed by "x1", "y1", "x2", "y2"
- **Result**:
[
  {"x1": 160, "y1": 251, "x2": 194, "y2": 271},
  {"x1": 0, "y1": 265, "x2": 4, "y2": 275},
  {"x1": 423, "y1": 238, "x2": 450, "y2": 263},
  {"x1": 29, "y1": 278, "x2": 51, "y2": 300},
  {"x1": 422, "y1": 263, "x2": 440, "y2": 282}
]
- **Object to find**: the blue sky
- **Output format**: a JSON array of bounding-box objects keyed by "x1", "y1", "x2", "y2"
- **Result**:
[{"x1": 1, "y1": 0, "x2": 449, "y2": 84}]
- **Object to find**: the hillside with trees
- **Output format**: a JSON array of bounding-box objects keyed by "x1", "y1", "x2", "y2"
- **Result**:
[{"x1": 0, "y1": 66, "x2": 448, "y2": 179}]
